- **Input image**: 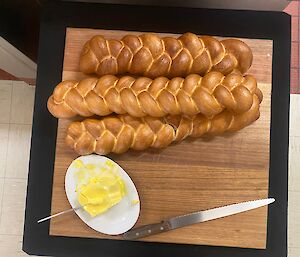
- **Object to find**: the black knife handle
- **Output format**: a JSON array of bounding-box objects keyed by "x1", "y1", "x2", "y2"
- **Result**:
[{"x1": 123, "y1": 221, "x2": 171, "y2": 240}]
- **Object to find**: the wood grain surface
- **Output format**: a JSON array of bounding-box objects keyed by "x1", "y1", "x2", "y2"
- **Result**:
[{"x1": 49, "y1": 28, "x2": 273, "y2": 249}]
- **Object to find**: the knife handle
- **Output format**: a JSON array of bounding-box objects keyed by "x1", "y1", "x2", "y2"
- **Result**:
[{"x1": 123, "y1": 221, "x2": 171, "y2": 240}]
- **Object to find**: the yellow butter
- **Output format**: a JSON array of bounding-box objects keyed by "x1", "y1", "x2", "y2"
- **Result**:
[
  {"x1": 74, "y1": 161, "x2": 126, "y2": 217},
  {"x1": 131, "y1": 199, "x2": 139, "y2": 205}
]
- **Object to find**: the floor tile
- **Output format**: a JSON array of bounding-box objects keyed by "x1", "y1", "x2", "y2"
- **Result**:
[
  {"x1": 0, "y1": 80, "x2": 12, "y2": 123},
  {"x1": 288, "y1": 191, "x2": 300, "y2": 248},
  {"x1": 0, "y1": 179, "x2": 27, "y2": 235},
  {"x1": 289, "y1": 137, "x2": 300, "y2": 191},
  {"x1": 0, "y1": 235, "x2": 31, "y2": 257},
  {"x1": 289, "y1": 247, "x2": 300, "y2": 257},
  {"x1": 0, "y1": 124, "x2": 9, "y2": 178},
  {"x1": 10, "y1": 81, "x2": 35, "y2": 124},
  {"x1": 5, "y1": 124, "x2": 32, "y2": 179},
  {"x1": 290, "y1": 95, "x2": 300, "y2": 137},
  {"x1": 289, "y1": 191, "x2": 300, "y2": 213}
]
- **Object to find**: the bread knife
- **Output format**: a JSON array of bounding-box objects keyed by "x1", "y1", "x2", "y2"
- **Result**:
[{"x1": 123, "y1": 198, "x2": 275, "y2": 240}]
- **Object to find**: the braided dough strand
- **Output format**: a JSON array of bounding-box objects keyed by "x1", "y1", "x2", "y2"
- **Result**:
[
  {"x1": 66, "y1": 94, "x2": 260, "y2": 155},
  {"x1": 48, "y1": 72, "x2": 262, "y2": 119},
  {"x1": 79, "y1": 32, "x2": 253, "y2": 78}
]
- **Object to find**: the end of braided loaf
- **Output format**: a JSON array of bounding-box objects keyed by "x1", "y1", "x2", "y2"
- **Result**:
[
  {"x1": 213, "y1": 39, "x2": 253, "y2": 75},
  {"x1": 47, "y1": 80, "x2": 80, "y2": 118},
  {"x1": 80, "y1": 36, "x2": 113, "y2": 75}
]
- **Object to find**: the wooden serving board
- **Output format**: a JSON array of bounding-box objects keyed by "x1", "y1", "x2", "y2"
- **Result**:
[{"x1": 50, "y1": 28, "x2": 273, "y2": 249}]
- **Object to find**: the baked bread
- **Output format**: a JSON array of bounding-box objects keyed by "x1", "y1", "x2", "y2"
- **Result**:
[
  {"x1": 79, "y1": 32, "x2": 253, "y2": 78},
  {"x1": 66, "y1": 94, "x2": 260, "y2": 155},
  {"x1": 47, "y1": 72, "x2": 262, "y2": 119}
]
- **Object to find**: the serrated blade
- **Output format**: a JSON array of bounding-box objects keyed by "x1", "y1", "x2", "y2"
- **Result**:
[
  {"x1": 123, "y1": 198, "x2": 275, "y2": 240},
  {"x1": 168, "y1": 198, "x2": 275, "y2": 229}
]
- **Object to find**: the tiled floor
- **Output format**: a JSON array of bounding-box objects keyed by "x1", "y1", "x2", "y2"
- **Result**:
[
  {"x1": 0, "y1": 78, "x2": 299, "y2": 257},
  {"x1": 0, "y1": 80, "x2": 35, "y2": 257},
  {"x1": 288, "y1": 94, "x2": 300, "y2": 257}
]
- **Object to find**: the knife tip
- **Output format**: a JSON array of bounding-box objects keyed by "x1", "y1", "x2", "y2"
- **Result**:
[{"x1": 268, "y1": 198, "x2": 275, "y2": 203}]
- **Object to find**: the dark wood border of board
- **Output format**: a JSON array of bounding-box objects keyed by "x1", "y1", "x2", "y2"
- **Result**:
[{"x1": 23, "y1": 2, "x2": 290, "y2": 257}]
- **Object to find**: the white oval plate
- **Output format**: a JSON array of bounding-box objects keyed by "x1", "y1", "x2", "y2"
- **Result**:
[{"x1": 65, "y1": 155, "x2": 140, "y2": 235}]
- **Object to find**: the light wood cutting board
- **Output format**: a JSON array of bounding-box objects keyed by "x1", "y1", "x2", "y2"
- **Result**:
[{"x1": 49, "y1": 28, "x2": 273, "y2": 249}]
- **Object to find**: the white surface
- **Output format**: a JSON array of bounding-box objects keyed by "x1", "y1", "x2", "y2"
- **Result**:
[
  {"x1": 65, "y1": 155, "x2": 140, "y2": 235},
  {"x1": 0, "y1": 80, "x2": 299, "y2": 255},
  {"x1": 0, "y1": 124, "x2": 9, "y2": 178},
  {"x1": 5, "y1": 124, "x2": 32, "y2": 179},
  {"x1": 0, "y1": 37, "x2": 36, "y2": 79},
  {"x1": 289, "y1": 137, "x2": 300, "y2": 191},
  {"x1": 0, "y1": 179, "x2": 27, "y2": 235},
  {"x1": 10, "y1": 81, "x2": 35, "y2": 124},
  {"x1": 288, "y1": 94, "x2": 300, "y2": 257},
  {"x1": 0, "y1": 80, "x2": 12, "y2": 123},
  {"x1": 290, "y1": 95, "x2": 300, "y2": 137}
]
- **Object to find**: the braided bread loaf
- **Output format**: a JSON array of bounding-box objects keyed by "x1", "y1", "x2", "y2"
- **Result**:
[
  {"x1": 79, "y1": 32, "x2": 253, "y2": 78},
  {"x1": 66, "y1": 94, "x2": 260, "y2": 155},
  {"x1": 47, "y1": 72, "x2": 262, "y2": 119}
]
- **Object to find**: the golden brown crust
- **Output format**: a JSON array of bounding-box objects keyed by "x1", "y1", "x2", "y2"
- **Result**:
[
  {"x1": 79, "y1": 33, "x2": 253, "y2": 78},
  {"x1": 47, "y1": 72, "x2": 262, "y2": 119},
  {"x1": 66, "y1": 95, "x2": 260, "y2": 155}
]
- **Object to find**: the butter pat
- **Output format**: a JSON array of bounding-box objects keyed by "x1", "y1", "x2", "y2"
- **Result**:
[
  {"x1": 76, "y1": 162, "x2": 126, "y2": 217},
  {"x1": 131, "y1": 199, "x2": 140, "y2": 205}
]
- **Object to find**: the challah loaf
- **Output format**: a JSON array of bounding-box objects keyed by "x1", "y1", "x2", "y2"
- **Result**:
[
  {"x1": 66, "y1": 94, "x2": 260, "y2": 155},
  {"x1": 79, "y1": 32, "x2": 253, "y2": 78},
  {"x1": 47, "y1": 72, "x2": 262, "y2": 119}
]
